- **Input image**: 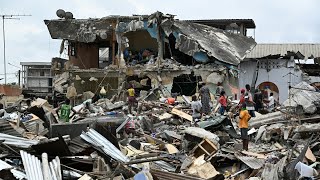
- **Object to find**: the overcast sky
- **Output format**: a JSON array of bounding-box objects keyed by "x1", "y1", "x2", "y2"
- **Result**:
[{"x1": 1, "y1": 0, "x2": 320, "y2": 83}]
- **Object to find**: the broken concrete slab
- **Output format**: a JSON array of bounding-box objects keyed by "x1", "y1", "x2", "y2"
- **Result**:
[
  {"x1": 283, "y1": 81, "x2": 320, "y2": 114},
  {"x1": 184, "y1": 127, "x2": 220, "y2": 147}
]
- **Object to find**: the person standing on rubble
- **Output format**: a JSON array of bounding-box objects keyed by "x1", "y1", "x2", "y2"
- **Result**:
[
  {"x1": 219, "y1": 91, "x2": 227, "y2": 115},
  {"x1": 245, "y1": 84, "x2": 255, "y2": 117},
  {"x1": 239, "y1": 103, "x2": 251, "y2": 150},
  {"x1": 253, "y1": 89, "x2": 263, "y2": 112},
  {"x1": 56, "y1": 99, "x2": 76, "y2": 122},
  {"x1": 191, "y1": 95, "x2": 202, "y2": 120},
  {"x1": 199, "y1": 82, "x2": 211, "y2": 115},
  {"x1": 127, "y1": 84, "x2": 137, "y2": 114}
]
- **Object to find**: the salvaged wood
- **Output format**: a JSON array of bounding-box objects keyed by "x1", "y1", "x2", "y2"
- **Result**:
[{"x1": 171, "y1": 108, "x2": 193, "y2": 122}]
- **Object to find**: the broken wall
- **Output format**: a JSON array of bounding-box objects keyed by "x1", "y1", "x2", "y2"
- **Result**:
[
  {"x1": 124, "y1": 30, "x2": 158, "y2": 52},
  {"x1": 69, "y1": 42, "x2": 99, "y2": 69}
]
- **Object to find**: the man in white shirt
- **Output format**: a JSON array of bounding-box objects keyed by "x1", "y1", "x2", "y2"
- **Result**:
[{"x1": 268, "y1": 92, "x2": 275, "y2": 111}]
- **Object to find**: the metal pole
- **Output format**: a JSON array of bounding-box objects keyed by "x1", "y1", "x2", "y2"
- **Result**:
[{"x1": 2, "y1": 16, "x2": 6, "y2": 84}]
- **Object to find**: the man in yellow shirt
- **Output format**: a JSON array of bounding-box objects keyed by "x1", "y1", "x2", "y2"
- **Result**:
[
  {"x1": 238, "y1": 103, "x2": 251, "y2": 150},
  {"x1": 127, "y1": 84, "x2": 137, "y2": 114}
]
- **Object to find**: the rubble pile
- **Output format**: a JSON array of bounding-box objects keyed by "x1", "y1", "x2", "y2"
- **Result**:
[{"x1": 0, "y1": 84, "x2": 319, "y2": 180}]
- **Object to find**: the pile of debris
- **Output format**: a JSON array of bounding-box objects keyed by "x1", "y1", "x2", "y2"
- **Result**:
[{"x1": 0, "y1": 82, "x2": 320, "y2": 180}]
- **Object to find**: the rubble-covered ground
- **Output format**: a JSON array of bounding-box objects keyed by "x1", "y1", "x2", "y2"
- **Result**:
[{"x1": 0, "y1": 81, "x2": 319, "y2": 180}]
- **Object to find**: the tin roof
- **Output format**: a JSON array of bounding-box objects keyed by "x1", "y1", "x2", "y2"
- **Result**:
[{"x1": 246, "y1": 44, "x2": 320, "y2": 59}]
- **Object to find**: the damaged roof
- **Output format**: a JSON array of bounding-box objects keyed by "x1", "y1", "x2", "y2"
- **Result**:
[
  {"x1": 246, "y1": 44, "x2": 320, "y2": 59},
  {"x1": 44, "y1": 18, "x2": 113, "y2": 43},
  {"x1": 184, "y1": 19, "x2": 256, "y2": 29},
  {"x1": 170, "y1": 21, "x2": 256, "y2": 65}
]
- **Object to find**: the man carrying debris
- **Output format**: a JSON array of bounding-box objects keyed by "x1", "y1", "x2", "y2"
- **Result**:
[
  {"x1": 239, "y1": 103, "x2": 251, "y2": 150},
  {"x1": 56, "y1": 99, "x2": 76, "y2": 122},
  {"x1": 127, "y1": 84, "x2": 137, "y2": 114}
]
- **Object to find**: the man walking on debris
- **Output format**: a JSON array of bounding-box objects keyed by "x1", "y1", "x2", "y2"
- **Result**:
[
  {"x1": 199, "y1": 82, "x2": 211, "y2": 115},
  {"x1": 56, "y1": 99, "x2": 76, "y2": 122},
  {"x1": 239, "y1": 103, "x2": 251, "y2": 150},
  {"x1": 127, "y1": 84, "x2": 137, "y2": 114}
]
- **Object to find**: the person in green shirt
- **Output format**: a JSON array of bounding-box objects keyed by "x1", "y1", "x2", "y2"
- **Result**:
[{"x1": 56, "y1": 99, "x2": 76, "y2": 122}]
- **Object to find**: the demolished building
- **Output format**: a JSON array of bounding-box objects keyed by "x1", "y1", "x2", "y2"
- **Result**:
[{"x1": 44, "y1": 11, "x2": 256, "y2": 105}]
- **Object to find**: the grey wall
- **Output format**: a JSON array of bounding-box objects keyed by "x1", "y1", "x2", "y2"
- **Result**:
[{"x1": 239, "y1": 59, "x2": 303, "y2": 103}]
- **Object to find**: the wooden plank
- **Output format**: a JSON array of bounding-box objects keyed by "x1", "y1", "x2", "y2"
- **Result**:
[
  {"x1": 171, "y1": 108, "x2": 193, "y2": 122},
  {"x1": 165, "y1": 144, "x2": 179, "y2": 154},
  {"x1": 241, "y1": 150, "x2": 267, "y2": 159}
]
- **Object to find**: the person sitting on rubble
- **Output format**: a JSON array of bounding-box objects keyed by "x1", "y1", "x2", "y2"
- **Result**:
[
  {"x1": 191, "y1": 95, "x2": 202, "y2": 121},
  {"x1": 56, "y1": 99, "x2": 77, "y2": 122},
  {"x1": 239, "y1": 103, "x2": 251, "y2": 151},
  {"x1": 219, "y1": 91, "x2": 227, "y2": 115},
  {"x1": 127, "y1": 84, "x2": 137, "y2": 114}
]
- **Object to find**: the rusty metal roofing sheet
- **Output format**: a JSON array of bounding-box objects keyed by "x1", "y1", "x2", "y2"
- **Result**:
[
  {"x1": 236, "y1": 155, "x2": 265, "y2": 169},
  {"x1": 246, "y1": 44, "x2": 320, "y2": 59}
]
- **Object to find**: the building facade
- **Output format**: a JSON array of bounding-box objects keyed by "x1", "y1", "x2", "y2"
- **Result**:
[
  {"x1": 240, "y1": 44, "x2": 320, "y2": 103},
  {"x1": 20, "y1": 62, "x2": 53, "y2": 97}
]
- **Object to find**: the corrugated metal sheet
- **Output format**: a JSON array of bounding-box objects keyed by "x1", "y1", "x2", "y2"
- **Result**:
[
  {"x1": 20, "y1": 151, "x2": 62, "y2": 180},
  {"x1": 246, "y1": 44, "x2": 320, "y2": 59},
  {"x1": 0, "y1": 120, "x2": 23, "y2": 137},
  {"x1": 0, "y1": 133, "x2": 39, "y2": 148},
  {"x1": 236, "y1": 155, "x2": 265, "y2": 169},
  {"x1": 20, "y1": 150, "x2": 44, "y2": 180},
  {"x1": 0, "y1": 159, "x2": 12, "y2": 171},
  {"x1": 68, "y1": 136, "x2": 91, "y2": 155},
  {"x1": 80, "y1": 128, "x2": 129, "y2": 162}
]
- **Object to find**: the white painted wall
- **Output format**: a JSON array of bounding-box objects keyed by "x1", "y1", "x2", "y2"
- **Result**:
[{"x1": 239, "y1": 59, "x2": 303, "y2": 103}]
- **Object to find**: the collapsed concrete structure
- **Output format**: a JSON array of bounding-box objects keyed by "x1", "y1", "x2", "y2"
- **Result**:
[{"x1": 44, "y1": 11, "x2": 256, "y2": 104}]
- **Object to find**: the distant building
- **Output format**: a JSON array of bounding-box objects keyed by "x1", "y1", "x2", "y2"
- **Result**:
[
  {"x1": 20, "y1": 62, "x2": 53, "y2": 97},
  {"x1": 240, "y1": 44, "x2": 320, "y2": 103}
]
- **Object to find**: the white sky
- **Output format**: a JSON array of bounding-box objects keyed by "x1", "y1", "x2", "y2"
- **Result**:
[{"x1": 1, "y1": 0, "x2": 320, "y2": 83}]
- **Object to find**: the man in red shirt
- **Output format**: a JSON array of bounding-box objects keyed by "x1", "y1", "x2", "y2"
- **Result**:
[
  {"x1": 238, "y1": 89, "x2": 246, "y2": 109},
  {"x1": 219, "y1": 91, "x2": 227, "y2": 115}
]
